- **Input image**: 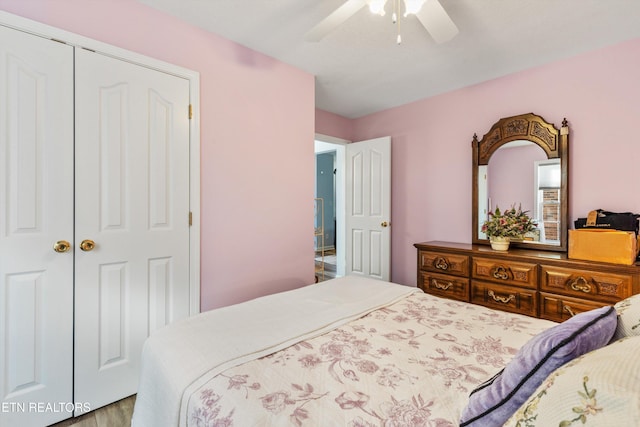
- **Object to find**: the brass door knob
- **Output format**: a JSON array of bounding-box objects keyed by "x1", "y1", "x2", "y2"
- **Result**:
[
  {"x1": 53, "y1": 240, "x2": 71, "y2": 253},
  {"x1": 80, "y1": 239, "x2": 96, "y2": 252},
  {"x1": 381, "y1": 221, "x2": 389, "y2": 227}
]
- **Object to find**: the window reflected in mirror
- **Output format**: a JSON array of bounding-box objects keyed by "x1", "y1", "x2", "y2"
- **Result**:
[{"x1": 534, "y1": 159, "x2": 561, "y2": 243}]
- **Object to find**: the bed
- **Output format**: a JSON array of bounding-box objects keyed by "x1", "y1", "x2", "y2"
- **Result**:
[{"x1": 131, "y1": 276, "x2": 640, "y2": 427}]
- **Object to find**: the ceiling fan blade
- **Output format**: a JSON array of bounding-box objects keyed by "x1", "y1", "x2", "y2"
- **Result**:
[
  {"x1": 415, "y1": 0, "x2": 459, "y2": 44},
  {"x1": 305, "y1": 0, "x2": 367, "y2": 42}
]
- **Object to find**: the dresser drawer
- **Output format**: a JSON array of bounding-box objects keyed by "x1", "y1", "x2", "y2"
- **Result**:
[
  {"x1": 419, "y1": 271, "x2": 469, "y2": 302},
  {"x1": 472, "y1": 257, "x2": 537, "y2": 289},
  {"x1": 540, "y1": 292, "x2": 610, "y2": 322},
  {"x1": 540, "y1": 265, "x2": 633, "y2": 302},
  {"x1": 419, "y1": 251, "x2": 469, "y2": 277},
  {"x1": 471, "y1": 281, "x2": 537, "y2": 317}
]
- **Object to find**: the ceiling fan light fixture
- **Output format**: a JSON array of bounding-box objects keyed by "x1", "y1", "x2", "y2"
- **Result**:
[
  {"x1": 403, "y1": 0, "x2": 426, "y2": 16},
  {"x1": 367, "y1": 0, "x2": 387, "y2": 16},
  {"x1": 305, "y1": 0, "x2": 457, "y2": 45}
]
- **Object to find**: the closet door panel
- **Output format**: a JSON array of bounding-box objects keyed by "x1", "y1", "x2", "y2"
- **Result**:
[
  {"x1": 74, "y1": 48, "x2": 191, "y2": 411},
  {"x1": 0, "y1": 26, "x2": 74, "y2": 427}
]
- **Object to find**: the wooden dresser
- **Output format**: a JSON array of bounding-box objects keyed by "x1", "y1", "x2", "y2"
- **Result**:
[{"x1": 414, "y1": 241, "x2": 640, "y2": 322}]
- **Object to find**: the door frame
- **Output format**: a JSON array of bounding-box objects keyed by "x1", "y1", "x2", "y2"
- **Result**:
[
  {"x1": 0, "y1": 10, "x2": 201, "y2": 314},
  {"x1": 315, "y1": 134, "x2": 348, "y2": 277}
]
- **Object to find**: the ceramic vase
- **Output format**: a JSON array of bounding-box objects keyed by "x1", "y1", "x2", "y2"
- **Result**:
[{"x1": 490, "y1": 236, "x2": 510, "y2": 251}]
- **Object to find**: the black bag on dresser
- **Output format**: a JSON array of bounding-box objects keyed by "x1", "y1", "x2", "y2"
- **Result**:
[{"x1": 574, "y1": 209, "x2": 640, "y2": 235}]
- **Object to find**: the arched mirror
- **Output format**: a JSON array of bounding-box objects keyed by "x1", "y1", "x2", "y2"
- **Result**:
[{"x1": 472, "y1": 113, "x2": 569, "y2": 252}]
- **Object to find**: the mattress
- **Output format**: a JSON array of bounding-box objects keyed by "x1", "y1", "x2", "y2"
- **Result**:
[{"x1": 131, "y1": 276, "x2": 554, "y2": 426}]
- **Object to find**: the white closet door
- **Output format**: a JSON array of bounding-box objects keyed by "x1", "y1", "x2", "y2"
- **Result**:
[
  {"x1": 0, "y1": 27, "x2": 74, "y2": 427},
  {"x1": 74, "y1": 48, "x2": 191, "y2": 411}
]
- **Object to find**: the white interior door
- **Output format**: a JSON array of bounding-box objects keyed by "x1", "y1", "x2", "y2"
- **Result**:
[
  {"x1": 345, "y1": 137, "x2": 391, "y2": 281},
  {"x1": 0, "y1": 27, "x2": 74, "y2": 427},
  {"x1": 74, "y1": 48, "x2": 191, "y2": 411}
]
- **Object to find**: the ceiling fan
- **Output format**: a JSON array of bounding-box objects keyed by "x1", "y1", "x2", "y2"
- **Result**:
[{"x1": 305, "y1": 0, "x2": 458, "y2": 44}]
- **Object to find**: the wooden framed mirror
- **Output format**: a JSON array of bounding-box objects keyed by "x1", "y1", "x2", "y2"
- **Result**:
[{"x1": 472, "y1": 113, "x2": 569, "y2": 252}]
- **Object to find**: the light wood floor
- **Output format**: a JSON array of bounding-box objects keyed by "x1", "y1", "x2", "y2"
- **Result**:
[{"x1": 49, "y1": 395, "x2": 135, "y2": 427}]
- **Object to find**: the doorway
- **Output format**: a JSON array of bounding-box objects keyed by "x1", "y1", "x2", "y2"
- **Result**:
[
  {"x1": 314, "y1": 134, "x2": 392, "y2": 282},
  {"x1": 315, "y1": 136, "x2": 347, "y2": 281}
]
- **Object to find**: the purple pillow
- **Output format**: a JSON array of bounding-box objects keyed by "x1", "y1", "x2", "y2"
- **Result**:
[{"x1": 460, "y1": 305, "x2": 616, "y2": 427}]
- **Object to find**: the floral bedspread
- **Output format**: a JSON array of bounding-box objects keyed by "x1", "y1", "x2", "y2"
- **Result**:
[{"x1": 185, "y1": 293, "x2": 554, "y2": 427}]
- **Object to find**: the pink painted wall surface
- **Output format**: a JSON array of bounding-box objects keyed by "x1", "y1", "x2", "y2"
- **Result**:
[
  {"x1": 315, "y1": 108, "x2": 354, "y2": 141},
  {"x1": 489, "y1": 144, "x2": 546, "y2": 215},
  {"x1": 0, "y1": 0, "x2": 316, "y2": 310},
  {"x1": 349, "y1": 38, "x2": 640, "y2": 287}
]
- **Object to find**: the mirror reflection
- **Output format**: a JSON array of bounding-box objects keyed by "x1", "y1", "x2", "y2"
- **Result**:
[{"x1": 477, "y1": 141, "x2": 561, "y2": 245}]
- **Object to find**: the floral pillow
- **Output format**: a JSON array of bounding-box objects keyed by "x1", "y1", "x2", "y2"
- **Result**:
[
  {"x1": 504, "y1": 335, "x2": 640, "y2": 426},
  {"x1": 612, "y1": 293, "x2": 640, "y2": 341},
  {"x1": 459, "y1": 305, "x2": 617, "y2": 427}
]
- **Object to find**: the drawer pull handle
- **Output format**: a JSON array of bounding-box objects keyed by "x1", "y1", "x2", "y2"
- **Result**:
[
  {"x1": 569, "y1": 276, "x2": 592, "y2": 293},
  {"x1": 492, "y1": 266, "x2": 510, "y2": 280},
  {"x1": 488, "y1": 290, "x2": 515, "y2": 304},
  {"x1": 434, "y1": 257, "x2": 449, "y2": 271},
  {"x1": 564, "y1": 305, "x2": 577, "y2": 317},
  {"x1": 432, "y1": 279, "x2": 452, "y2": 291}
]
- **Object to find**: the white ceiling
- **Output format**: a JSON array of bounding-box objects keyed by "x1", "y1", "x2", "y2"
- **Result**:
[{"x1": 136, "y1": 0, "x2": 640, "y2": 119}]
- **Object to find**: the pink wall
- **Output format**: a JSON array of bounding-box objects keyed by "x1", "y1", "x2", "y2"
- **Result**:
[
  {"x1": 349, "y1": 38, "x2": 640, "y2": 287},
  {"x1": 0, "y1": 0, "x2": 316, "y2": 310},
  {"x1": 490, "y1": 144, "x2": 546, "y2": 215},
  {"x1": 315, "y1": 108, "x2": 354, "y2": 141}
]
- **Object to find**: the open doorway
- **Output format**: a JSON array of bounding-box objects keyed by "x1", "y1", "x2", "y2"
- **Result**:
[
  {"x1": 315, "y1": 136, "x2": 347, "y2": 282},
  {"x1": 314, "y1": 135, "x2": 392, "y2": 282}
]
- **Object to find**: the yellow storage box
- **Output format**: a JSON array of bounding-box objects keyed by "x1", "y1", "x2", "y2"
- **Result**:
[{"x1": 568, "y1": 229, "x2": 640, "y2": 265}]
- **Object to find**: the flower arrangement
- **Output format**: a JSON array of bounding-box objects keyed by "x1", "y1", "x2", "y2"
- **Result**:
[{"x1": 482, "y1": 204, "x2": 537, "y2": 239}]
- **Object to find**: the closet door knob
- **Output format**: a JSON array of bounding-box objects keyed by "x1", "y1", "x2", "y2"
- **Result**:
[
  {"x1": 381, "y1": 221, "x2": 389, "y2": 227},
  {"x1": 80, "y1": 239, "x2": 96, "y2": 252},
  {"x1": 53, "y1": 240, "x2": 71, "y2": 253}
]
